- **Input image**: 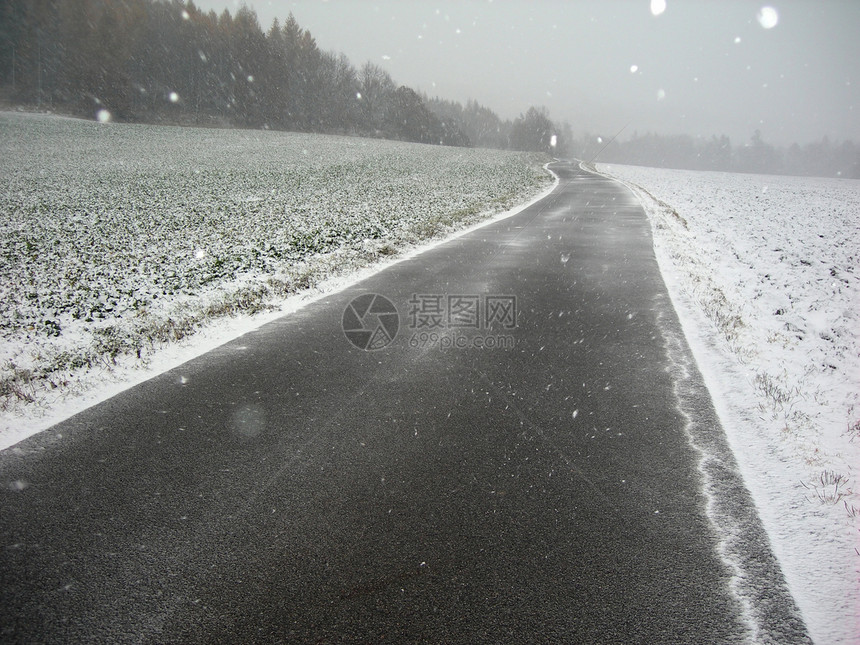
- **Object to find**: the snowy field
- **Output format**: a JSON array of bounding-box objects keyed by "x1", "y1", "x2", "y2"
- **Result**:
[
  {"x1": 0, "y1": 112, "x2": 551, "y2": 440},
  {"x1": 597, "y1": 162, "x2": 860, "y2": 644}
]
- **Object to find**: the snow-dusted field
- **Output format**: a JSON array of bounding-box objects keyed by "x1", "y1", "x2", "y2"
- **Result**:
[
  {"x1": 0, "y1": 112, "x2": 551, "y2": 435},
  {"x1": 597, "y1": 162, "x2": 860, "y2": 644}
]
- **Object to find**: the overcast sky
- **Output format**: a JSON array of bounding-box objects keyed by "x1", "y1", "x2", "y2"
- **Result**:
[{"x1": 192, "y1": 0, "x2": 859, "y2": 145}]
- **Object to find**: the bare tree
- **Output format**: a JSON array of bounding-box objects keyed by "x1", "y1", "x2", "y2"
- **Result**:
[
  {"x1": 358, "y1": 61, "x2": 395, "y2": 133},
  {"x1": 316, "y1": 51, "x2": 359, "y2": 132}
]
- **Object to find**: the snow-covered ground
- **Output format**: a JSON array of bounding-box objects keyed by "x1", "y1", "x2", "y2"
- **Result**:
[
  {"x1": 0, "y1": 112, "x2": 552, "y2": 443},
  {"x1": 597, "y1": 162, "x2": 860, "y2": 644}
]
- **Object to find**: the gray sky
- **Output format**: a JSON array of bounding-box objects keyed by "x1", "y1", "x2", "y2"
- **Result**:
[{"x1": 193, "y1": 0, "x2": 859, "y2": 145}]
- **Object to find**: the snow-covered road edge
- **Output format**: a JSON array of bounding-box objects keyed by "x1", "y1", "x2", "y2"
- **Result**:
[
  {"x1": 0, "y1": 166, "x2": 560, "y2": 453},
  {"x1": 589, "y1": 161, "x2": 859, "y2": 644}
]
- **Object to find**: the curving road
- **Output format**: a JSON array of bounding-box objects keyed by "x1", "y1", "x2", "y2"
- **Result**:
[{"x1": 0, "y1": 162, "x2": 810, "y2": 643}]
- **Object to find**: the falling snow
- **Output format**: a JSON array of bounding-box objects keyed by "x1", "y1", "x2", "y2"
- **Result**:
[
  {"x1": 650, "y1": 0, "x2": 667, "y2": 18},
  {"x1": 757, "y1": 6, "x2": 780, "y2": 30}
]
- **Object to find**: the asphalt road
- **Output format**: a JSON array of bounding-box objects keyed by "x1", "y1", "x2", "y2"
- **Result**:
[{"x1": 1, "y1": 162, "x2": 810, "y2": 643}]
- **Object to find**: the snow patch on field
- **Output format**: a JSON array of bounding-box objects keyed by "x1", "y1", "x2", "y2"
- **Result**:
[
  {"x1": 0, "y1": 112, "x2": 554, "y2": 447},
  {"x1": 597, "y1": 162, "x2": 860, "y2": 645}
]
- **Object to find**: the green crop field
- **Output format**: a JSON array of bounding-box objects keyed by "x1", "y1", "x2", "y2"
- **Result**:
[{"x1": 0, "y1": 112, "x2": 551, "y2": 410}]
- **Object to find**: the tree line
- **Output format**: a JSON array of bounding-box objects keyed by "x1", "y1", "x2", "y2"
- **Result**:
[
  {"x1": 577, "y1": 129, "x2": 859, "y2": 179},
  {"x1": 2, "y1": 0, "x2": 854, "y2": 177},
  {"x1": 0, "y1": 0, "x2": 567, "y2": 153}
]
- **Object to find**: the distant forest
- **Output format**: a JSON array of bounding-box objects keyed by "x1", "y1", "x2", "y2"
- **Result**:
[
  {"x1": 1, "y1": 0, "x2": 856, "y2": 178},
  {"x1": 0, "y1": 0, "x2": 560, "y2": 152},
  {"x1": 583, "y1": 130, "x2": 860, "y2": 179}
]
